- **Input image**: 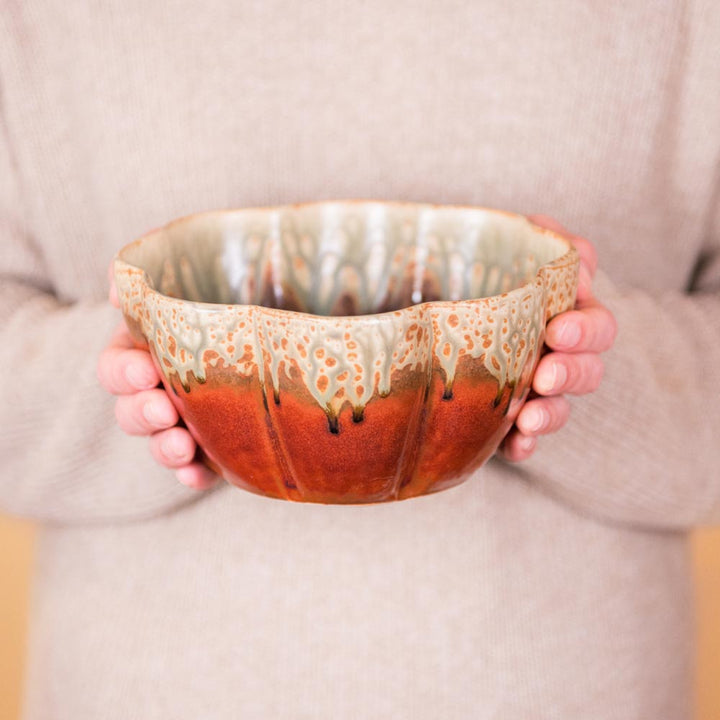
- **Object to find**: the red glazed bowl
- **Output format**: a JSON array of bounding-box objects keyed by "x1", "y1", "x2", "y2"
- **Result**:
[{"x1": 114, "y1": 201, "x2": 579, "y2": 503}]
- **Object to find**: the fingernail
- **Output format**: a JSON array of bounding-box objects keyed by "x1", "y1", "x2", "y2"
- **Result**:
[
  {"x1": 555, "y1": 320, "x2": 581, "y2": 349},
  {"x1": 143, "y1": 401, "x2": 174, "y2": 426},
  {"x1": 176, "y1": 466, "x2": 216, "y2": 490},
  {"x1": 551, "y1": 363, "x2": 568, "y2": 390},
  {"x1": 518, "y1": 435, "x2": 536, "y2": 452},
  {"x1": 126, "y1": 363, "x2": 156, "y2": 389},
  {"x1": 536, "y1": 362, "x2": 567, "y2": 393},
  {"x1": 522, "y1": 407, "x2": 546, "y2": 433},
  {"x1": 162, "y1": 435, "x2": 187, "y2": 461}
]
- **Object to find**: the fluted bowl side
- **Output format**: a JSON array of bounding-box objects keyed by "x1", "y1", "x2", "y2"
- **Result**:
[{"x1": 115, "y1": 202, "x2": 579, "y2": 503}]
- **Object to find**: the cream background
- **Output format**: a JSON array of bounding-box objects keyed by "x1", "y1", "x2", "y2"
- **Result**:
[{"x1": 1, "y1": 516, "x2": 718, "y2": 720}]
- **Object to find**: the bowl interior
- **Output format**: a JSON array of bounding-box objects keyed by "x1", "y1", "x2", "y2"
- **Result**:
[{"x1": 119, "y1": 202, "x2": 570, "y2": 316}]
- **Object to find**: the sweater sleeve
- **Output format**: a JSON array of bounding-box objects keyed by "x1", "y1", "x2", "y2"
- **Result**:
[
  {"x1": 0, "y1": 107, "x2": 202, "y2": 525},
  {"x1": 510, "y1": 200, "x2": 720, "y2": 531}
]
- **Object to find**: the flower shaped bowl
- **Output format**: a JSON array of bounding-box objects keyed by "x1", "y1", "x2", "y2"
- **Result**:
[{"x1": 114, "y1": 201, "x2": 579, "y2": 504}]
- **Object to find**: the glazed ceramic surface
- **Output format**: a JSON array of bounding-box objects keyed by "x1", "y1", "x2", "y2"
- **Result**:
[{"x1": 115, "y1": 202, "x2": 579, "y2": 503}]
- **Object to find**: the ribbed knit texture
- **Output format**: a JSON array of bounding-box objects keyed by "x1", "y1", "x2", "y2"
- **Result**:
[{"x1": 1, "y1": 1, "x2": 719, "y2": 718}]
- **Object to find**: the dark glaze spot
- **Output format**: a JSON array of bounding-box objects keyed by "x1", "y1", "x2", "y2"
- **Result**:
[
  {"x1": 442, "y1": 387, "x2": 454, "y2": 401},
  {"x1": 493, "y1": 386, "x2": 506, "y2": 408},
  {"x1": 501, "y1": 383, "x2": 517, "y2": 415},
  {"x1": 352, "y1": 407, "x2": 365, "y2": 423},
  {"x1": 327, "y1": 414, "x2": 340, "y2": 434}
]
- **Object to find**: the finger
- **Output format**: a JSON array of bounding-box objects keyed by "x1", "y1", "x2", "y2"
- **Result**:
[
  {"x1": 109, "y1": 322, "x2": 136, "y2": 349},
  {"x1": 533, "y1": 352, "x2": 605, "y2": 396},
  {"x1": 575, "y1": 264, "x2": 594, "y2": 305},
  {"x1": 514, "y1": 395, "x2": 571, "y2": 437},
  {"x1": 545, "y1": 303, "x2": 618, "y2": 353},
  {"x1": 98, "y1": 335, "x2": 160, "y2": 395},
  {"x1": 108, "y1": 262, "x2": 119, "y2": 308},
  {"x1": 149, "y1": 427, "x2": 198, "y2": 469},
  {"x1": 176, "y1": 463, "x2": 220, "y2": 491},
  {"x1": 498, "y1": 429, "x2": 538, "y2": 463},
  {"x1": 114, "y1": 389, "x2": 179, "y2": 436},
  {"x1": 528, "y1": 214, "x2": 598, "y2": 278}
]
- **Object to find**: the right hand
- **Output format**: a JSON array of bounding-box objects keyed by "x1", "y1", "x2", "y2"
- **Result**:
[{"x1": 97, "y1": 270, "x2": 218, "y2": 490}]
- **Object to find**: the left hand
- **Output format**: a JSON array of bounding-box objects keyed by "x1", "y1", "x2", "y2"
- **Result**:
[
  {"x1": 98, "y1": 264, "x2": 219, "y2": 490},
  {"x1": 499, "y1": 215, "x2": 618, "y2": 462}
]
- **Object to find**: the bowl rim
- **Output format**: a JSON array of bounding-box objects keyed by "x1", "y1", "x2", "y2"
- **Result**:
[{"x1": 114, "y1": 200, "x2": 580, "y2": 322}]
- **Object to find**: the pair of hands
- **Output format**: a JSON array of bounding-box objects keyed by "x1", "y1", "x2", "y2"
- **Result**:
[{"x1": 97, "y1": 216, "x2": 617, "y2": 490}]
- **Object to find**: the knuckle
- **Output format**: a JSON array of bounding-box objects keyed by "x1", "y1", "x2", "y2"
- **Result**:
[
  {"x1": 584, "y1": 306, "x2": 617, "y2": 353},
  {"x1": 576, "y1": 313, "x2": 593, "y2": 348},
  {"x1": 563, "y1": 356, "x2": 580, "y2": 390},
  {"x1": 592, "y1": 307, "x2": 616, "y2": 351},
  {"x1": 590, "y1": 357, "x2": 605, "y2": 391},
  {"x1": 565, "y1": 355, "x2": 598, "y2": 394},
  {"x1": 114, "y1": 398, "x2": 136, "y2": 434},
  {"x1": 574, "y1": 356, "x2": 604, "y2": 394},
  {"x1": 605, "y1": 312, "x2": 619, "y2": 349},
  {"x1": 549, "y1": 396, "x2": 570, "y2": 431},
  {"x1": 577, "y1": 266, "x2": 594, "y2": 302},
  {"x1": 148, "y1": 434, "x2": 165, "y2": 464},
  {"x1": 98, "y1": 348, "x2": 127, "y2": 394},
  {"x1": 584, "y1": 243, "x2": 598, "y2": 274},
  {"x1": 575, "y1": 236, "x2": 598, "y2": 275}
]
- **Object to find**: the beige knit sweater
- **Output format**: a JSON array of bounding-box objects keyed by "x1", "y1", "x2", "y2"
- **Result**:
[{"x1": 2, "y1": 2, "x2": 720, "y2": 718}]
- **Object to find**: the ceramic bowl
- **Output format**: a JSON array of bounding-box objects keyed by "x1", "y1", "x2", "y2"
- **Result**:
[{"x1": 114, "y1": 201, "x2": 579, "y2": 503}]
